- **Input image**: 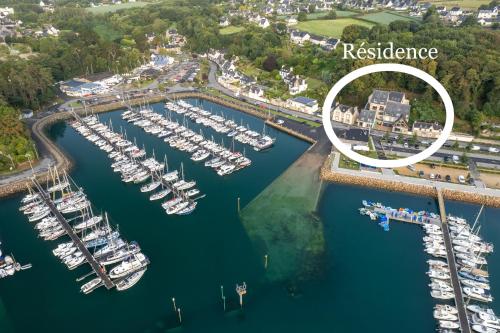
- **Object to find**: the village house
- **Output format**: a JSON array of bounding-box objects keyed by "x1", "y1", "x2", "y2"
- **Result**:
[
  {"x1": 219, "y1": 16, "x2": 230, "y2": 27},
  {"x1": 412, "y1": 121, "x2": 443, "y2": 138},
  {"x1": 365, "y1": 90, "x2": 410, "y2": 132},
  {"x1": 258, "y1": 17, "x2": 270, "y2": 28},
  {"x1": 279, "y1": 66, "x2": 308, "y2": 95},
  {"x1": 331, "y1": 104, "x2": 359, "y2": 125},
  {"x1": 477, "y1": 7, "x2": 498, "y2": 25},
  {"x1": 290, "y1": 30, "x2": 310, "y2": 45},
  {"x1": 356, "y1": 109, "x2": 377, "y2": 128},
  {"x1": 287, "y1": 96, "x2": 319, "y2": 114}
]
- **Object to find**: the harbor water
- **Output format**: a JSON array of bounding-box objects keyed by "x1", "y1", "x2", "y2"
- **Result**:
[{"x1": 1, "y1": 100, "x2": 499, "y2": 332}]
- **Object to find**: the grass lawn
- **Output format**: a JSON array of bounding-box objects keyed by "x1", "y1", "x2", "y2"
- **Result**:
[
  {"x1": 87, "y1": 1, "x2": 153, "y2": 14},
  {"x1": 219, "y1": 26, "x2": 245, "y2": 35},
  {"x1": 306, "y1": 10, "x2": 357, "y2": 20},
  {"x1": 296, "y1": 18, "x2": 374, "y2": 38},
  {"x1": 360, "y1": 11, "x2": 421, "y2": 24},
  {"x1": 418, "y1": 0, "x2": 491, "y2": 9}
]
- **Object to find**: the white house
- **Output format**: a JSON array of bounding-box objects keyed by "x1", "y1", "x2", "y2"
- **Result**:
[
  {"x1": 290, "y1": 30, "x2": 310, "y2": 45},
  {"x1": 286, "y1": 17, "x2": 298, "y2": 26},
  {"x1": 259, "y1": 18, "x2": 270, "y2": 28},
  {"x1": 219, "y1": 17, "x2": 230, "y2": 27},
  {"x1": 248, "y1": 85, "x2": 266, "y2": 100},
  {"x1": 288, "y1": 76, "x2": 307, "y2": 95},
  {"x1": 287, "y1": 96, "x2": 319, "y2": 114}
]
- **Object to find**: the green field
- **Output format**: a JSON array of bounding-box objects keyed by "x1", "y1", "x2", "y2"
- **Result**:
[
  {"x1": 360, "y1": 11, "x2": 421, "y2": 24},
  {"x1": 86, "y1": 1, "x2": 153, "y2": 14},
  {"x1": 306, "y1": 10, "x2": 358, "y2": 19},
  {"x1": 418, "y1": 0, "x2": 490, "y2": 9},
  {"x1": 296, "y1": 18, "x2": 374, "y2": 38},
  {"x1": 219, "y1": 26, "x2": 245, "y2": 35}
]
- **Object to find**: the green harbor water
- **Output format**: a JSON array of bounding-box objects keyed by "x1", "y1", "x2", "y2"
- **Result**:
[{"x1": 1, "y1": 100, "x2": 500, "y2": 333}]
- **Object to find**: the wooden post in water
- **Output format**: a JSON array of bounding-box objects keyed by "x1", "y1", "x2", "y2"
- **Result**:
[
  {"x1": 237, "y1": 197, "x2": 240, "y2": 213},
  {"x1": 172, "y1": 297, "x2": 177, "y2": 312},
  {"x1": 264, "y1": 254, "x2": 268, "y2": 269},
  {"x1": 221, "y1": 285, "x2": 226, "y2": 312},
  {"x1": 177, "y1": 308, "x2": 182, "y2": 324}
]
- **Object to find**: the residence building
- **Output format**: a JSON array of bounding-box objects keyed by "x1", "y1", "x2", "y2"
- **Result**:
[
  {"x1": 412, "y1": 121, "x2": 443, "y2": 138},
  {"x1": 331, "y1": 104, "x2": 359, "y2": 125}
]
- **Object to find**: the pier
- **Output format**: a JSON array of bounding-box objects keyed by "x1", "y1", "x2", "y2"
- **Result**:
[
  {"x1": 436, "y1": 187, "x2": 471, "y2": 333},
  {"x1": 31, "y1": 178, "x2": 115, "y2": 289}
]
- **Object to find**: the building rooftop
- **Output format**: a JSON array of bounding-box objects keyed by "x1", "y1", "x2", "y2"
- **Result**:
[
  {"x1": 290, "y1": 96, "x2": 317, "y2": 107},
  {"x1": 358, "y1": 109, "x2": 377, "y2": 123},
  {"x1": 384, "y1": 101, "x2": 410, "y2": 119}
]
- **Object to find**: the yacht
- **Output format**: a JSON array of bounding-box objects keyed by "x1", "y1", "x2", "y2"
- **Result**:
[
  {"x1": 431, "y1": 290, "x2": 454, "y2": 300},
  {"x1": 439, "y1": 321, "x2": 460, "y2": 329},
  {"x1": 116, "y1": 268, "x2": 147, "y2": 291},
  {"x1": 435, "y1": 304, "x2": 458, "y2": 315},
  {"x1": 140, "y1": 181, "x2": 161, "y2": 193},
  {"x1": 74, "y1": 215, "x2": 103, "y2": 231},
  {"x1": 166, "y1": 201, "x2": 189, "y2": 215},
  {"x1": 472, "y1": 325, "x2": 498, "y2": 333},
  {"x1": 109, "y1": 253, "x2": 148, "y2": 279},
  {"x1": 99, "y1": 242, "x2": 141, "y2": 266},
  {"x1": 81, "y1": 277, "x2": 102, "y2": 294},
  {"x1": 433, "y1": 309, "x2": 458, "y2": 321},
  {"x1": 464, "y1": 287, "x2": 493, "y2": 302}
]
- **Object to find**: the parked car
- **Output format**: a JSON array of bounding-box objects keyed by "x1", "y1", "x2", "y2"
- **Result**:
[
  {"x1": 276, "y1": 119, "x2": 284, "y2": 125},
  {"x1": 471, "y1": 145, "x2": 481, "y2": 151},
  {"x1": 468, "y1": 178, "x2": 475, "y2": 185},
  {"x1": 445, "y1": 175, "x2": 451, "y2": 182},
  {"x1": 488, "y1": 147, "x2": 499, "y2": 153},
  {"x1": 418, "y1": 171, "x2": 424, "y2": 177},
  {"x1": 458, "y1": 175, "x2": 466, "y2": 184},
  {"x1": 429, "y1": 173, "x2": 436, "y2": 179},
  {"x1": 403, "y1": 142, "x2": 409, "y2": 148},
  {"x1": 452, "y1": 155, "x2": 460, "y2": 164}
]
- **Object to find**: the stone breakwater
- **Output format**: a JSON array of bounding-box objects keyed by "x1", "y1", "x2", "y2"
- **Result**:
[{"x1": 320, "y1": 166, "x2": 500, "y2": 208}]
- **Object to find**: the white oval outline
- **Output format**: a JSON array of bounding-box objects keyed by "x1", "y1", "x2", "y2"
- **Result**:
[{"x1": 322, "y1": 63, "x2": 454, "y2": 169}]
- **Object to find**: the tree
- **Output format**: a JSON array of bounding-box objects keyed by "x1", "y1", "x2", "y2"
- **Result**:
[
  {"x1": 341, "y1": 25, "x2": 370, "y2": 43},
  {"x1": 324, "y1": 10, "x2": 337, "y2": 20},
  {"x1": 460, "y1": 152, "x2": 469, "y2": 164},
  {"x1": 262, "y1": 54, "x2": 279, "y2": 71},
  {"x1": 308, "y1": 4, "x2": 316, "y2": 13},
  {"x1": 297, "y1": 12, "x2": 307, "y2": 22}
]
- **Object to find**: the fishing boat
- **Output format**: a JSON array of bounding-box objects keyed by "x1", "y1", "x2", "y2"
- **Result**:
[{"x1": 116, "y1": 268, "x2": 147, "y2": 291}]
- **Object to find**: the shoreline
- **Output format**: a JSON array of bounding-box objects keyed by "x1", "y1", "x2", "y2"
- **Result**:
[
  {"x1": 320, "y1": 156, "x2": 500, "y2": 208},
  {"x1": 0, "y1": 91, "x2": 315, "y2": 198}
]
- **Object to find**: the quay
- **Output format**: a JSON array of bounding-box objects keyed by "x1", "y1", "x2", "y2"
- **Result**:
[
  {"x1": 437, "y1": 188, "x2": 471, "y2": 333},
  {"x1": 31, "y1": 178, "x2": 115, "y2": 289}
]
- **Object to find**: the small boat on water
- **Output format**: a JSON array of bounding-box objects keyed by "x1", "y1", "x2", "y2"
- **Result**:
[
  {"x1": 140, "y1": 181, "x2": 161, "y2": 193},
  {"x1": 81, "y1": 277, "x2": 102, "y2": 294}
]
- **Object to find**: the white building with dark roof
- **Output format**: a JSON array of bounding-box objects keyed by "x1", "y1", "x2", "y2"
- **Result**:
[
  {"x1": 365, "y1": 89, "x2": 410, "y2": 132},
  {"x1": 412, "y1": 121, "x2": 443, "y2": 138},
  {"x1": 287, "y1": 96, "x2": 318, "y2": 114},
  {"x1": 332, "y1": 104, "x2": 359, "y2": 125}
]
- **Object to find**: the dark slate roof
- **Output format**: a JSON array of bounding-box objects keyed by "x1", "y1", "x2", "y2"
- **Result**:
[
  {"x1": 388, "y1": 91, "x2": 405, "y2": 103},
  {"x1": 369, "y1": 90, "x2": 389, "y2": 104},
  {"x1": 384, "y1": 101, "x2": 410, "y2": 118},
  {"x1": 358, "y1": 109, "x2": 376, "y2": 123},
  {"x1": 61, "y1": 79, "x2": 86, "y2": 88},
  {"x1": 334, "y1": 104, "x2": 357, "y2": 114},
  {"x1": 291, "y1": 96, "x2": 317, "y2": 107}
]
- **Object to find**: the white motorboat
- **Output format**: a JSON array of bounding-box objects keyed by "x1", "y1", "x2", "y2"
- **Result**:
[
  {"x1": 140, "y1": 181, "x2": 161, "y2": 193},
  {"x1": 439, "y1": 320, "x2": 460, "y2": 329},
  {"x1": 464, "y1": 287, "x2": 493, "y2": 302},
  {"x1": 150, "y1": 188, "x2": 171, "y2": 201},
  {"x1": 109, "y1": 253, "x2": 148, "y2": 279}
]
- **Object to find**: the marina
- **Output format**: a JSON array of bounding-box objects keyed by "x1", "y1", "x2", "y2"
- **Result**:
[
  {"x1": 1, "y1": 100, "x2": 500, "y2": 333},
  {"x1": 361, "y1": 195, "x2": 498, "y2": 333},
  {"x1": 70, "y1": 112, "x2": 202, "y2": 215},
  {"x1": 20, "y1": 167, "x2": 149, "y2": 293}
]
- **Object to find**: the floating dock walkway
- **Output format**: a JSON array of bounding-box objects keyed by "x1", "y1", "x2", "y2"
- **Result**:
[
  {"x1": 437, "y1": 187, "x2": 471, "y2": 333},
  {"x1": 31, "y1": 178, "x2": 115, "y2": 290}
]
